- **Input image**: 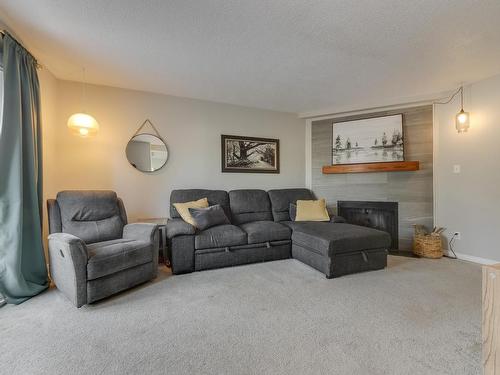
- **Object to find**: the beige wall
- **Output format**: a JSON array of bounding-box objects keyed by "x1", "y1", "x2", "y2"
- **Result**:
[
  {"x1": 44, "y1": 81, "x2": 305, "y2": 222},
  {"x1": 39, "y1": 68, "x2": 58, "y2": 255},
  {"x1": 434, "y1": 74, "x2": 500, "y2": 262}
]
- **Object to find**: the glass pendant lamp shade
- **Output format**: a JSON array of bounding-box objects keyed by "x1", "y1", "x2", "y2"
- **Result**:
[
  {"x1": 67, "y1": 113, "x2": 99, "y2": 137},
  {"x1": 455, "y1": 109, "x2": 470, "y2": 133},
  {"x1": 455, "y1": 86, "x2": 470, "y2": 133}
]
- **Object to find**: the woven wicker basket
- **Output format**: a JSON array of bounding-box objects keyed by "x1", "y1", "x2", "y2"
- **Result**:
[{"x1": 413, "y1": 232, "x2": 443, "y2": 259}]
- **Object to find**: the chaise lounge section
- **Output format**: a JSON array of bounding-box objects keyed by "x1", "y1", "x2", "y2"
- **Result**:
[{"x1": 167, "y1": 188, "x2": 391, "y2": 278}]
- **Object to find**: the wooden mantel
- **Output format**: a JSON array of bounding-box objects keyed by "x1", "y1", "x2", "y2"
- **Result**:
[{"x1": 322, "y1": 161, "x2": 420, "y2": 174}]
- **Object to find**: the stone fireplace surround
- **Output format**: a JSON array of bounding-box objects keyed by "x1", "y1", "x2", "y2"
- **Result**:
[{"x1": 310, "y1": 105, "x2": 433, "y2": 252}]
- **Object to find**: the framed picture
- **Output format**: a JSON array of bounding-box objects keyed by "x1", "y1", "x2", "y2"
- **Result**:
[
  {"x1": 332, "y1": 114, "x2": 404, "y2": 165},
  {"x1": 221, "y1": 135, "x2": 280, "y2": 173}
]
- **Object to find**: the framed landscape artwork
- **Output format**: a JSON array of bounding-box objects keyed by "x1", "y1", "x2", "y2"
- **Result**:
[
  {"x1": 221, "y1": 135, "x2": 279, "y2": 173},
  {"x1": 332, "y1": 114, "x2": 404, "y2": 165}
]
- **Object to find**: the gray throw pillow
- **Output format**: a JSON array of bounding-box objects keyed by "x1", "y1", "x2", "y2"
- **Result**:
[
  {"x1": 289, "y1": 203, "x2": 346, "y2": 223},
  {"x1": 289, "y1": 203, "x2": 298, "y2": 221},
  {"x1": 188, "y1": 204, "x2": 230, "y2": 230}
]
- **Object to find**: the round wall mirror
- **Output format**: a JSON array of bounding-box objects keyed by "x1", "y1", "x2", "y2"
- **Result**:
[{"x1": 126, "y1": 133, "x2": 168, "y2": 172}]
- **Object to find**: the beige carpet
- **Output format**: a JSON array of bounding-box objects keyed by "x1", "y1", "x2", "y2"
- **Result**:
[{"x1": 0, "y1": 256, "x2": 481, "y2": 375}]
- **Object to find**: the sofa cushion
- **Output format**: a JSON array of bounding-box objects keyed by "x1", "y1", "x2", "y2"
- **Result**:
[
  {"x1": 285, "y1": 222, "x2": 391, "y2": 256},
  {"x1": 295, "y1": 199, "x2": 330, "y2": 222},
  {"x1": 195, "y1": 224, "x2": 247, "y2": 250},
  {"x1": 173, "y1": 198, "x2": 209, "y2": 226},
  {"x1": 57, "y1": 190, "x2": 125, "y2": 244},
  {"x1": 170, "y1": 189, "x2": 231, "y2": 221},
  {"x1": 87, "y1": 238, "x2": 153, "y2": 280},
  {"x1": 229, "y1": 189, "x2": 273, "y2": 224},
  {"x1": 268, "y1": 189, "x2": 314, "y2": 222},
  {"x1": 239, "y1": 221, "x2": 291, "y2": 244},
  {"x1": 289, "y1": 205, "x2": 347, "y2": 223},
  {"x1": 189, "y1": 204, "x2": 230, "y2": 230}
]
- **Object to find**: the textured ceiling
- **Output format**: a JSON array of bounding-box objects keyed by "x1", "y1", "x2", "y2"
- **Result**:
[{"x1": 1, "y1": 0, "x2": 500, "y2": 114}]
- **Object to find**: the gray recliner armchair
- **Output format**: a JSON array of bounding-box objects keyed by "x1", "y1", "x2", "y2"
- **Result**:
[{"x1": 47, "y1": 190, "x2": 159, "y2": 307}]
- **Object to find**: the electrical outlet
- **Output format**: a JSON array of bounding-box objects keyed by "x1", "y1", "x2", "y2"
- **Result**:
[{"x1": 454, "y1": 231, "x2": 461, "y2": 240}]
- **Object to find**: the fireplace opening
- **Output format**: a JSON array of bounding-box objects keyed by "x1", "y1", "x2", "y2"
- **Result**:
[{"x1": 337, "y1": 201, "x2": 399, "y2": 251}]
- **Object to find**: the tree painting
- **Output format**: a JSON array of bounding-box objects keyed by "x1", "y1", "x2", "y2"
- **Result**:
[
  {"x1": 335, "y1": 135, "x2": 342, "y2": 150},
  {"x1": 223, "y1": 135, "x2": 279, "y2": 173},
  {"x1": 331, "y1": 114, "x2": 404, "y2": 165},
  {"x1": 345, "y1": 138, "x2": 351, "y2": 150},
  {"x1": 382, "y1": 132, "x2": 388, "y2": 146}
]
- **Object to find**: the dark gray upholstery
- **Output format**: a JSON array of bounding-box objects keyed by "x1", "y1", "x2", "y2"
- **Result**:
[
  {"x1": 292, "y1": 243, "x2": 387, "y2": 279},
  {"x1": 189, "y1": 204, "x2": 230, "y2": 230},
  {"x1": 169, "y1": 235, "x2": 195, "y2": 274},
  {"x1": 195, "y1": 224, "x2": 247, "y2": 249},
  {"x1": 168, "y1": 187, "x2": 390, "y2": 278},
  {"x1": 47, "y1": 199, "x2": 62, "y2": 233},
  {"x1": 239, "y1": 221, "x2": 291, "y2": 244},
  {"x1": 287, "y1": 222, "x2": 391, "y2": 256},
  {"x1": 166, "y1": 218, "x2": 196, "y2": 238},
  {"x1": 195, "y1": 241, "x2": 290, "y2": 271},
  {"x1": 48, "y1": 233, "x2": 88, "y2": 307},
  {"x1": 286, "y1": 221, "x2": 390, "y2": 278},
  {"x1": 117, "y1": 198, "x2": 128, "y2": 225},
  {"x1": 86, "y1": 239, "x2": 153, "y2": 280},
  {"x1": 229, "y1": 189, "x2": 273, "y2": 224},
  {"x1": 87, "y1": 262, "x2": 154, "y2": 304},
  {"x1": 268, "y1": 188, "x2": 314, "y2": 221},
  {"x1": 330, "y1": 216, "x2": 347, "y2": 224},
  {"x1": 47, "y1": 191, "x2": 159, "y2": 307},
  {"x1": 55, "y1": 191, "x2": 126, "y2": 244},
  {"x1": 170, "y1": 189, "x2": 231, "y2": 220}
]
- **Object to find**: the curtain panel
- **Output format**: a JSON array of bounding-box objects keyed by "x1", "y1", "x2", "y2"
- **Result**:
[{"x1": 0, "y1": 32, "x2": 48, "y2": 304}]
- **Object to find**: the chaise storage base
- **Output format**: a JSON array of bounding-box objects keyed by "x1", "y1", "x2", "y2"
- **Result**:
[{"x1": 292, "y1": 243, "x2": 387, "y2": 278}]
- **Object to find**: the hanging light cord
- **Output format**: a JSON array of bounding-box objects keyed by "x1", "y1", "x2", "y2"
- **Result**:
[
  {"x1": 434, "y1": 86, "x2": 463, "y2": 105},
  {"x1": 82, "y1": 67, "x2": 87, "y2": 113}
]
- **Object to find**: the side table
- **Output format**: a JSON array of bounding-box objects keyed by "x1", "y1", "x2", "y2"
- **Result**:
[{"x1": 137, "y1": 217, "x2": 169, "y2": 267}]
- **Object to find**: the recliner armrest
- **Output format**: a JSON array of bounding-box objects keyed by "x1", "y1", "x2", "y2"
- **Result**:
[
  {"x1": 48, "y1": 233, "x2": 88, "y2": 258},
  {"x1": 166, "y1": 218, "x2": 196, "y2": 238},
  {"x1": 123, "y1": 223, "x2": 159, "y2": 243},
  {"x1": 47, "y1": 233, "x2": 88, "y2": 307},
  {"x1": 123, "y1": 223, "x2": 160, "y2": 277}
]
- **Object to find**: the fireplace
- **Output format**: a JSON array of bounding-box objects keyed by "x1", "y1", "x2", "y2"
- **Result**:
[{"x1": 337, "y1": 201, "x2": 398, "y2": 251}]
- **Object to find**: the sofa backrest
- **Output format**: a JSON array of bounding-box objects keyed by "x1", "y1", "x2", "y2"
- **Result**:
[
  {"x1": 51, "y1": 190, "x2": 127, "y2": 244},
  {"x1": 267, "y1": 188, "x2": 314, "y2": 222},
  {"x1": 170, "y1": 189, "x2": 231, "y2": 220},
  {"x1": 229, "y1": 189, "x2": 273, "y2": 225}
]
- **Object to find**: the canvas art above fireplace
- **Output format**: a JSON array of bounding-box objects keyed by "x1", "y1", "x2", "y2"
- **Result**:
[{"x1": 332, "y1": 114, "x2": 404, "y2": 165}]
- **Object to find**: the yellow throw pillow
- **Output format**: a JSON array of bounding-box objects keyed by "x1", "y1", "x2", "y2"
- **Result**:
[
  {"x1": 173, "y1": 198, "x2": 209, "y2": 226},
  {"x1": 295, "y1": 199, "x2": 330, "y2": 222}
]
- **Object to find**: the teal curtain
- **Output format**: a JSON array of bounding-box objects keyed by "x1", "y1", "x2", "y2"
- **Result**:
[{"x1": 0, "y1": 32, "x2": 48, "y2": 304}]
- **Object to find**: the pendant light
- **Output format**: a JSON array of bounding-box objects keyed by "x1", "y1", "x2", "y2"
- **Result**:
[
  {"x1": 67, "y1": 68, "x2": 99, "y2": 137},
  {"x1": 455, "y1": 86, "x2": 470, "y2": 133}
]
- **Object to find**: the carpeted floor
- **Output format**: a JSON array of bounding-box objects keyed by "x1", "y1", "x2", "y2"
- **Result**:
[{"x1": 1, "y1": 256, "x2": 481, "y2": 375}]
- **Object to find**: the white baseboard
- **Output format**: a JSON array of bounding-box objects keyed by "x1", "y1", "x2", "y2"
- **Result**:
[{"x1": 448, "y1": 251, "x2": 499, "y2": 265}]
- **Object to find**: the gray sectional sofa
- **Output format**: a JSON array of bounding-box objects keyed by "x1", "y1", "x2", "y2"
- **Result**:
[{"x1": 167, "y1": 188, "x2": 391, "y2": 278}]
